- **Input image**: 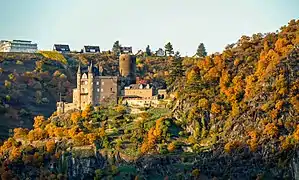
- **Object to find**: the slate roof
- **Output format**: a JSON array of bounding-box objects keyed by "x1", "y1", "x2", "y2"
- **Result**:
[
  {"x1": 120, "y1": 46, "x2": 132, "y2": 53},
  {"x1": 53, "y1": 44, "x2": 70, "y2": 52},
  {"x1": 84, "y1": 46, "x2": 100, "y2": 53},
  {"x1": 80, "y1": 66, "x2": 101, "y2": 76}
]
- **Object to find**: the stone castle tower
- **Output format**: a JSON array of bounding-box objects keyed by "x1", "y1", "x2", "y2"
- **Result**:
[
  {"x1": 119, "y1": 54, "x2": 136, "y2": 85},
  {"x1": 57, "y1": 62, "x2": 119, "y2": 114},
  {"x1": 74, "y1": 62, "x2": 95, "y2": 109}
]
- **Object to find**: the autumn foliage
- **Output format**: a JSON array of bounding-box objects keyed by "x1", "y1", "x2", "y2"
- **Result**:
[{"x1": 141, "y1": 118, "x2": 168, "y2": 153}]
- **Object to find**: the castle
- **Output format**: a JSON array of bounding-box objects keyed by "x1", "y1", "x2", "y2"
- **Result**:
[
  {"x1": 57, "y1": 53, "x2": 167, "y2": 115},
  {"x1": 57, "y1": 62, "x2": 119, "y2": 114}
]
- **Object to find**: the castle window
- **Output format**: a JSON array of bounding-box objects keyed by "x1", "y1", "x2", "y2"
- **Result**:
[
  {"x1": 101, "y1": 89, "x2": 103, "y2": 92},
  {"x1": 102, "y1": 82, "x2": 104, "y2": 85},
  {"x1": 96, "y1": 81, "x2": 99, "y2": 85},
  {"x1": 111, "y1": 88, "x2": 113, "y2": 91},
  {"x1": 97, "y1": 88, "x2": 100, "y2": 92}
]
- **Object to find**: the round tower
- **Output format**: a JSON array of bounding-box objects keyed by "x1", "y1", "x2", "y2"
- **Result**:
[{"x1": 119, "y1": 54, "x2": 136, "y2": 84}]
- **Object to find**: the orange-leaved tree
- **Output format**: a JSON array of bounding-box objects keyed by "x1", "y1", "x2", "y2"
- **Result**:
[{"x1": 33, "y1": 116, "x2": 45, "y2": 129}]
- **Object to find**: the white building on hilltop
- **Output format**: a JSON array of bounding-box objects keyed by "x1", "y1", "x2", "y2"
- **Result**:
[{"x1": 0, "y1": 40, "x2": 38, "y2": 53}]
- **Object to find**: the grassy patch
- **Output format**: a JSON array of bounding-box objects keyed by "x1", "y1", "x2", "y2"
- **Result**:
[{"x1": 39, "y1": 51, "x2": 67, "y2": 64}]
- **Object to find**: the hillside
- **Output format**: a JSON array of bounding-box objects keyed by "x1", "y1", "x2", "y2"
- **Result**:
[
  {"x1": 0, "y1": 52, "x2": 119, "y2": 140},
  {"x1": 0, "y1": 19, "x2": 298, "y2": 179},
  {"x1": 171, "y1": 19, "x2": 299, "y2": 152},
  {"x1": 0, "y1": 50, "x2": 171, "y2": 141}
]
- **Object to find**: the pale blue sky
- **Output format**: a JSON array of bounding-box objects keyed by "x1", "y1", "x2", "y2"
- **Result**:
[{"x1": 0, "y1": 0, "x2": 298, "y2": 55}]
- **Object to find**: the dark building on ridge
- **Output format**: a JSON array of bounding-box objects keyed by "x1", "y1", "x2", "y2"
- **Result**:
[
  {"x1": 53, "y1": 44, "x2": 71, "y2": 53},
  {"x1": 120, "y1": 46, "x2": 133, "y2": 54},
  {"x1": 83, "y1": 46, "x2": 100, "y2": 53}
]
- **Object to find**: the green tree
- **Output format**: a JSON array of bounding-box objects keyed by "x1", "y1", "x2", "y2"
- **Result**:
[
  {"x1": 196, "y1": 43, "x2": 207, "y2": 57},
  {"x1": 145, "y1": 45, "x2": 151, "y2": 56},
  {"x1": 165, "y1": 42, "x2": 174, "y2": 56},
  {"x1": 167, "y1": 51, "x2": 184, "y2": 88},
  {"x1": 112, "y1": 41, "x2": 121, "y2": 55}
]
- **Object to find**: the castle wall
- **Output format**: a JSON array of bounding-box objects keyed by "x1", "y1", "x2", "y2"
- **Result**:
[
  {"x1": 57, "y1": 102, "x2": 76, "y2": 115},
  {"x1": 122, "y1": 98, "x2": 159, "y2": 107},
  {"x1": 78, "y1": 76, "x2": 119, "y2": 107},
  {"x1": 92, "y1": 77, "x2": 101, "y2": 105},
  {"x1": 99, "y1": 76, "x2": 119, "y2": 105},
  {"x1": 158, "y1": 89, "x2": 168, "y2": 99},
  {"x1": 64, "y1": 103, "x2": 75, "y2": 112},
  {"x1": 124, "y1": 88, "x2": 153, "y2": 99}
]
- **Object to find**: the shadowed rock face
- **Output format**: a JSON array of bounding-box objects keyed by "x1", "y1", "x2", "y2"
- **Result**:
[{"x1": 5, "y1": 147, "x2": 298, "y2": 179}]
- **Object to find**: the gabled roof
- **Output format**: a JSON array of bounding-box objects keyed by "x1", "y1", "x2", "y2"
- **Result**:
[
  {"x1": 84, "y1": 46, "x2": 100, "y2": 53},
  {"x1": 120, "y1": 46, "x2": 132, "y2": 53},
  {"x1": 53, "y1": 44, "x2": 70, "y2": 52},
  {"x1": 155, "y1": 48, "x2": 165, "y2": 56}
]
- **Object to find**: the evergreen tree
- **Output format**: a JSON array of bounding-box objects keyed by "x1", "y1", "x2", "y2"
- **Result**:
[
  {"x1": 165, "y1": 42, "x2": 174, "y2": 56},
  {"x1": 145, "y1": 45, "x2": 151, "y2": 56},
  {"x1": 112, "y1": 41, "x2": 121, "y2": 55},
  {"x1": 196, "y1": 43, "x2": 207, "y2": 57},
  {"x1": 167, "y1": 51, "x2": 184, "y2": 89}
]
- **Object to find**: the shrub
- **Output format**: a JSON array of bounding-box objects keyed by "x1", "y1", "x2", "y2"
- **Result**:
[
  {"x1": 4, "y1": 80, "x2": 11, "y2": 88},
  {"x1": 33, "y1": 116, "x2": 45, "y2": 129},
  {"x1": 16, "y1": 60, "x2": 24, "y2": 65},
  {"x1": 70, "y1": 111, "x2": 81, "y2": 125},
  {"x1": 5, "y1": 95, "x2": 11, "y2": 102},
  {"x1": 94, "y1": 169, "x2": 104, "y2": 180},
  {"x1": 280, "y1": 135, "x2": 294, "y2": 150},
  {"x1": 224, "y1": 140, "x2": 243, "y2": 153},
  {"x1": 99, "y1": 127, "x2": 106, "y2": 138},
  {"x1": 167, "y1": 142, "x2": 176, "y2": 152},
  {"x1": 28, "y1": 128, "x2": 48, "y2": 141},
  {"x1": 191, "y1": 169, "x2": 200, "y2": 178},
  {"x1": 13, "y1": 128, "x2": 29, "y2": 139},
  {"x1": 46, "y1": 140, "x2": 56, "y2": 153},
  {"x1": 9, "y1": 147, "x2": 21, "y2": 161},
  {"x1": 263, "y1": 123, "x2": 279, "y2": 137},
  {"x1": 211, "y1": 103, "x2": 221, "y2": 114},
  {"x1": 82, "y1": 105, "x2": 92, "y2": 118},
  {"x1": 198, "y1": 98, "x2": 209, "y2": 110},
  {"x1": 293, "y1": 125, "x2": 299, "y2": 141}
]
